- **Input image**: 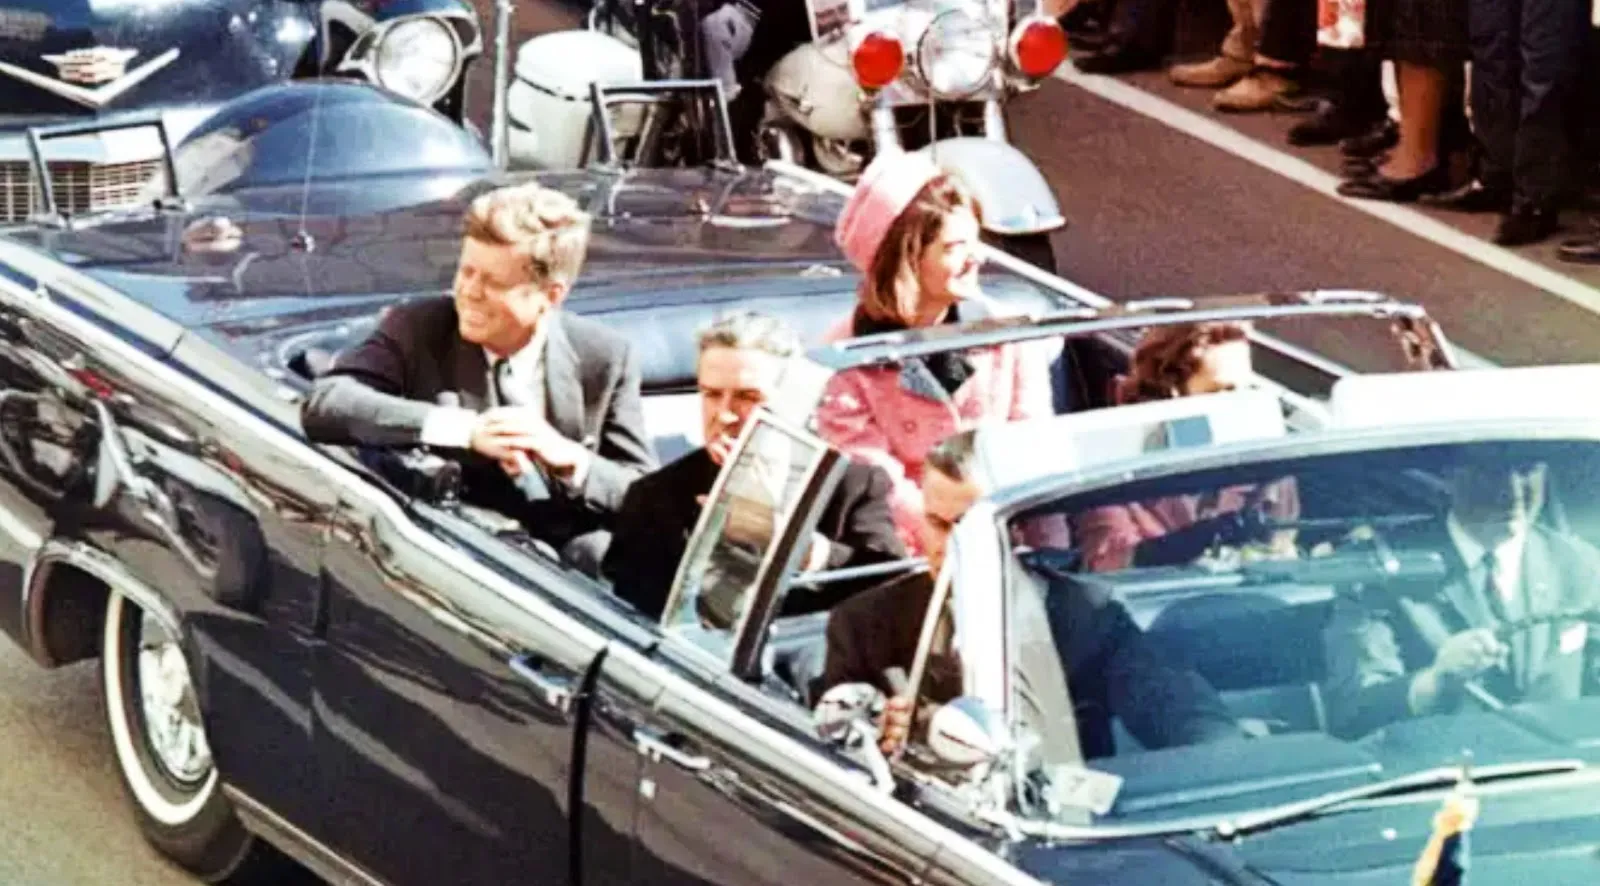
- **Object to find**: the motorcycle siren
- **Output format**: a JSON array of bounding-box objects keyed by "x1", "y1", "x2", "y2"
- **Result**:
[
  {"x1": 849, "y1": 28, "x2": 905, "y2": 91},
  {"x1": 1009, "y1": 16, "x2": 1069, "y2": 80}
]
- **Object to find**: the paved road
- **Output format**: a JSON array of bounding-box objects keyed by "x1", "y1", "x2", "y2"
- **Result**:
[
  {"x1": 460, "y1": 1, "x2": 1600, "y2": 371},
  {"x1": 0, "y1": 642, "x2": 201, "y2": 886}
]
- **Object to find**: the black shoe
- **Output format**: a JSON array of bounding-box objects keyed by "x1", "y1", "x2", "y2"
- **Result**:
[
  {"x1": 1341, "y1": 119, "x2": 1399, "y2": 158},
  {"x1": 1336, "y1": 164, "x2": 1451, "y2": 202},
  {"x1": 1341, "y1": 153, "x2": 1383, "y2": 176},
  {"x1": 1493, "y1": 202, "x2": 1560, "y2": 247},
  {"x1": 1557, "y1": 233, "x2": 1600, "y2": 264},
  {"x1": 1073, "y1": 47, "x2": 1161, "y2": 75},
  {"x1": 1288, "y1": 101, "x2": 1383, "y2": 146},
  {"x1": 1419, "y1": 179, "x2": 1512, "y2": 214}
]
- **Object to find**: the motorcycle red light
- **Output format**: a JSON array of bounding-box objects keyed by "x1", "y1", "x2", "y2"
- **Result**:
[
  {"x1": 851, "y1": 31, "x2": 905, "y2": 90},
  {"x1": 1010, "y1": 18, "x2": 1068, "y2": 79}
]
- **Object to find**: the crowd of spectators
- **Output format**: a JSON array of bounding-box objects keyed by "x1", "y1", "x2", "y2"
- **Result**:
[{"x1": 1056, "y1": 0, "x2": 1600, "y2": 260}]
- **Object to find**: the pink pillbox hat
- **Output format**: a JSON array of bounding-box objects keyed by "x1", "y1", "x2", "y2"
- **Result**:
[{"x1": 834, "y1": 150, "x2": 944, "y2": 273}]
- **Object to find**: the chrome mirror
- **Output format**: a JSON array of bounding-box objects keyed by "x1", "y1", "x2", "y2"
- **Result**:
[
  {"x1": 927, "y1": 695, "x2": 1009, "y2": 770},
  {"x1": 814, "y1": 682, "x2": 894, "y2": 793}
]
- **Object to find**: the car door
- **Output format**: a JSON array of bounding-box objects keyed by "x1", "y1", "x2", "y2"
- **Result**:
[
  {"x1": 315, "y1": 485, "x2": 610, "y2": 885},
  {"x1": 602, "y1": 412, "x2": 988, "y2": 885}
]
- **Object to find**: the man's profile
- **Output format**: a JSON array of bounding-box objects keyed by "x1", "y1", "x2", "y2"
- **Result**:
[{"x1": 301, "y1": 181, "x2": 657, "y2": 565}]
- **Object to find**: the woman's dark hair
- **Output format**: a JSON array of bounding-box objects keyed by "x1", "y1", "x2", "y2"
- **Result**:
[
  {"x1": 1117, "y1": 322, "x2": 1250, "y2": 404},
  {"x1": 860, "y1": 172, "x2": 982, "y2": 325}
]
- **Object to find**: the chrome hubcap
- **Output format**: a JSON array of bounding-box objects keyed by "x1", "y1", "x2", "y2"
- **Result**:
[{"x1": 135, "y1": 612, "x2": 212, "y2": 784}]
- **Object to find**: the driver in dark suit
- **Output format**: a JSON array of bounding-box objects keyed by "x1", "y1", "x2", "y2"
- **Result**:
[
  {"x1": 301, "y1": 182, "x2": 657, "y2": 567},
  {"x1": 816, "y1": 429, "x2": 1247, "y2": 758},
  {"x1": 1323, "y1": 458, "x2": 1600, "y2": 739}
]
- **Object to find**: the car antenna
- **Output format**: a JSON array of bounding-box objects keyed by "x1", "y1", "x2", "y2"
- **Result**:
[{"x1": 291, "y1": 80, "x2": 328, "y2": 255}]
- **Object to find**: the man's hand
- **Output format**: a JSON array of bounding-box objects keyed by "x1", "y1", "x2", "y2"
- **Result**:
[
  {"x1": 1434, "y1": 628, "x2": 1509, "y2": 681},
  {"x1": 878, "y1": 695, "x2": 913, "y2": 754},
  {"x1": 472, "y1": 408, "x2": 589, "y2": 479},
  {"x1": 1410, "y1": 628, "x2": 1509, "y2": 714}
]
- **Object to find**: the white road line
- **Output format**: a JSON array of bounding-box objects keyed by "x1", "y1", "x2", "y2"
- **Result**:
[{"x1": 1055, "y1": 64, "x2": 1600, "y2": 316}]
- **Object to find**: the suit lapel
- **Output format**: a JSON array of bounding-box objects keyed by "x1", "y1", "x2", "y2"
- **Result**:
[
  {"x1": 450, "y1": 332, "x2": 491, "y2": 410},
  {"x1": 543, "y1": 313, "x2": 585, "y2": 442},
  {"x1": 1516, "y1": 532, "x2": 1561, "y2": 688}
]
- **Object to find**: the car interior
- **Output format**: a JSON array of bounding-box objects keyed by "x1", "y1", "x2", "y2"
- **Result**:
[{"x1": 1014, "y1": 442, "x2": 1600, "y2": 758}]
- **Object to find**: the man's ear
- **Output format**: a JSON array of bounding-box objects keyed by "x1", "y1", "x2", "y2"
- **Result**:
[{"x1": 544, "y1": 279, "x2": 571, "y2": 307}]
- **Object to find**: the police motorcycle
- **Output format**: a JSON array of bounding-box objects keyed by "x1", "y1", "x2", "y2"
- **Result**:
[{"x1": 502, "y1": 0, "x2": 1069, "y2": 272}]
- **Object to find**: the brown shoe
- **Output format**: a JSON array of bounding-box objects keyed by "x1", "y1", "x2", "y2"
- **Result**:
[
  {"x1": 1169, "y1": 56, "x2": 1252, "y2": 89},
  {"x1": 1213, "y1": 69, "x2": 1297, "y2": 112}
]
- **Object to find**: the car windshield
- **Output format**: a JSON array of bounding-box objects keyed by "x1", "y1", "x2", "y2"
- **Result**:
[{"x1": 998, "y1": 434, "x2": 1600, "y2": 824}]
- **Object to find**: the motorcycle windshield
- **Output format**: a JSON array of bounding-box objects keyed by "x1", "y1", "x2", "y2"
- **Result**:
[{"x1": 808, "y1": 0, "x2": 1015, "y2": 41}]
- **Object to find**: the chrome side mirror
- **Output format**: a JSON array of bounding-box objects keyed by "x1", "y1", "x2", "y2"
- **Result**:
[
  {"x1": 814, "y1": 682, "x2": 894, "y2": 793},
  {"x1": 927, "y1": 696, "x2": 1010, "y2": 770}
]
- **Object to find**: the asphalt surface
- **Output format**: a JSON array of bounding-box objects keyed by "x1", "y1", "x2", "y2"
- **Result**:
[
  {"x1": 0, "y1": 643, "x2": 200, "y2": 886},
  {"x1": 4, "y1": 5, "x2": 1599, "y2": 885}
]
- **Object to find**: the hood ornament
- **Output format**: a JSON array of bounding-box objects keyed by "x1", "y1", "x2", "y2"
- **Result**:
[{"x1": 43, "y1": 47, "x2": 140, "y2": 86}]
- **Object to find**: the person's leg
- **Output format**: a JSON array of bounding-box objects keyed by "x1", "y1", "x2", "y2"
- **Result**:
[
  {"x1": 1337, "y1": 60, "x2": 1455, "y2": 199},
  {"x1": 1510, "y1": 0, "x2": 1588, "y2": 207},
  {"x1": 1466, "y1": 0, "x2": 1521, "y2": 195},
  {"x1": 1288, "y1": 48, "x2": 1389, "y2": 144},
  {"x1": 1170, "y1": 0, "x2": 1261, "y2": 86},
  {"x1": 1074, "y1": 0, "x2": 1179, "y2": 73},
  {"x1": 1215, "y1": 0, "x2": 1318, "y2": 110}
]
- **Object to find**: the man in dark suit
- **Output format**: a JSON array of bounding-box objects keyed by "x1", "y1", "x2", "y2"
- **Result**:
[
  {"x1": 818, "y1": 430, "x2": 1246, "y2": 759},
  {"x1": 602, "y1": 311, "x2": 905, "y2": 620},
  {"x1": 301, "y1": 182, "x2": 656, "y2": 566},
  {"x1": 1323, "y1": 459, "x2": 1600, "y2": 739}
]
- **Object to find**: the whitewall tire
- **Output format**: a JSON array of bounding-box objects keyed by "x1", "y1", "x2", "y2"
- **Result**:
[{"x1": 101, "y1": 593, "x2": 277, "y2": 882}]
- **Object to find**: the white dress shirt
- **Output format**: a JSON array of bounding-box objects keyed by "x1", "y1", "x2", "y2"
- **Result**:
[
  {"x1": 1445, "y1": 513, "x2": 1527, "y2": 619},
  {"x1": 418, "y1": 321, "x2": 589, "y2": 490}
]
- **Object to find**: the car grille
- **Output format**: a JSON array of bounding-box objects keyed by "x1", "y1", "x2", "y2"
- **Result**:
[{"x1": 0, "y1": 159, "x2": 162, "y2": 223}]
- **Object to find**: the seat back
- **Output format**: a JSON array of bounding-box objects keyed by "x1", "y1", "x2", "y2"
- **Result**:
[{"x1": 1143, "y1": 592, "x2": 1330, "y2": 736}]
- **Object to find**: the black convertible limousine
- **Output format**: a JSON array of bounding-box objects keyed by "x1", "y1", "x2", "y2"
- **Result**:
[{"x1": 3, "y1": 80, "x2": 1598, "y2": 886}]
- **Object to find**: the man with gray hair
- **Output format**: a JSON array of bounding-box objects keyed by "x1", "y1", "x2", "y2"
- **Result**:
[{"x1": 603, "y1": 311, "x2": 905, "y2": 619}]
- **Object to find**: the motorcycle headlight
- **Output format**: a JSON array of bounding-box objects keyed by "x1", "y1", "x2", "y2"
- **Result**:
[
  {"x1": 916, "y1": 7, "x2": 1000, "y2": 100},
  {"x1": 373, "y1": 17, "x2": 461, "y2": 105}
]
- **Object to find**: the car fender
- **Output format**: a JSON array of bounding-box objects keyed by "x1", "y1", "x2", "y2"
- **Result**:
[{"x1": 911, "y1": 138, "x2": 1066, "y2": 236}]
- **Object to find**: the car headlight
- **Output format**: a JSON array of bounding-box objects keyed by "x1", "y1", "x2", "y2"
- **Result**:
[
  {"x1": 373, "y1": 17, "x2": 460, "y2": 105},
  {"x1": 916, "y1": 7, "x2": 1000, "y2": 99}
]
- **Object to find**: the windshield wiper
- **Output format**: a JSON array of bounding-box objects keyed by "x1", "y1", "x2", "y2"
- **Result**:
[{"x1": 1213, "y1": 759, "x2": 1585, "y2": 839}]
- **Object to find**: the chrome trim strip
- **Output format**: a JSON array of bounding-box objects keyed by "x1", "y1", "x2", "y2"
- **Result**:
[
  {"x1": 224, "y1": 786, "x2": 389, "y2": 886},
  {"x1": 0, "y1": 238, "x2": 1042, "y2": 883},
  {"x1": 0, "y1": 49, "x2": 180, "y2": 111}
]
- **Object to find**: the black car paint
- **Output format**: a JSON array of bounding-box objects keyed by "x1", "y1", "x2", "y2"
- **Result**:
[
  {"x1": 0, "y1": 163, "x2": 1061, "y2": 886},
  {"x1": 4, "y1": 164, "x2": 1597, "y2": 883},
  {"x1": 0, "y1": 0, "x2": 478, "y2": 131}
]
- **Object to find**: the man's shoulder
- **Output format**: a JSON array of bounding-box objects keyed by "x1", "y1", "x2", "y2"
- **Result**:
[
  {"x1": 829, "y1": 570, "x2": 932, "y2": 631},
  {"x1": 381, "y1": 295, "x2": 457, "y2": 331},
  {"x1": 558, "y1": 310, "x2": 632, "y2": 358}
]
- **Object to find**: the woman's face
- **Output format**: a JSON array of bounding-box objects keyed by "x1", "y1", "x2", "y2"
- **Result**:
[
  {"x1": 910, "y1": 208, "x2": 983, "y2": 319},
  {"x1": 1182, "y1": 339, "x2": 1253, "y2": 396}
]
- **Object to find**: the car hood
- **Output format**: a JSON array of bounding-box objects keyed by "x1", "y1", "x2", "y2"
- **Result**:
[
  {"x1": 0, "y1": 0, "x2": 313, "y2": 122},
  {"x1": 1018, "y1": 701, "x2": 1600, "y2": 884}
]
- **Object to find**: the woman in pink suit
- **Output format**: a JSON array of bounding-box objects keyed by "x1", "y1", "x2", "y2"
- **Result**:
[
  {"x1": 817, "y1": 152, "x2": 1054, "y2": 555},
  {"x1": 1076, "y1": 321, "x2": 1301, "y2": 572}
]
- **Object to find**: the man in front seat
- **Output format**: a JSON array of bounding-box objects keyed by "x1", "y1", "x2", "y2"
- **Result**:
[
  {"x1": 817, "y1": 429, "x2": 1248, "y2": 758},
  {"x1": 1323, "y1": 457, "x2": 1600, "y2": 739},
  {"x1": 301, "y1": 182, "x2": 657, "y2": 569},
  {"x1": 603, "y1": 311, "x2": 906, "y2": 619}
]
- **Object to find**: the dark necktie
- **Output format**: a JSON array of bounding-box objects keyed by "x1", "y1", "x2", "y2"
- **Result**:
[{"x1": 492, "y1": 358, "x2": 552, "y2": 501}]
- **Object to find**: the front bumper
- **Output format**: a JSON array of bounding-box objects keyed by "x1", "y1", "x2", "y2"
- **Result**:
[{"x1": 0, "y1": 105, "x2": 217, "y2": 223}]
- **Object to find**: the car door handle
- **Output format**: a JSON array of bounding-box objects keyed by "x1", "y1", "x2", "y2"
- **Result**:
[
  {"x1": 633, "y1": 727, "x2": 711, "y2": 773},
  {"x1": 508, "y1": 654, "x2": 575, "y2": 715}
]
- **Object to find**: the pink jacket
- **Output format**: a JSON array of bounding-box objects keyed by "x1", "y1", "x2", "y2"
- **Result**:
[
  {"x1": 1076, "y1": 479, "x2": 1301, "y2": 572},
  {"x1": 815, "y1": 315, "x2": 1053, "y2": 554}
]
